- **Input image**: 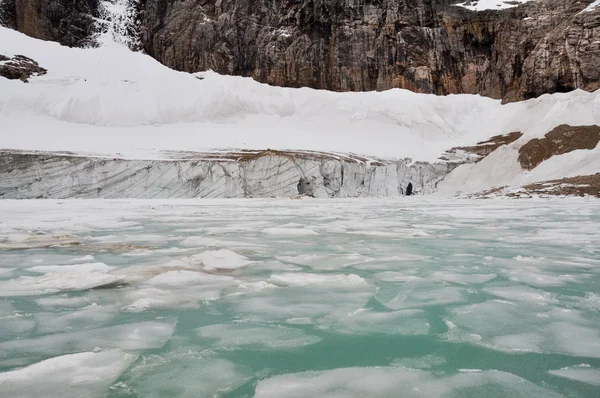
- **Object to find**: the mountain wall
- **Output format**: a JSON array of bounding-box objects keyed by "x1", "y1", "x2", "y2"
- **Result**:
[{"x1": 1, "y1": 0, "x2": 599, "y2": 102}]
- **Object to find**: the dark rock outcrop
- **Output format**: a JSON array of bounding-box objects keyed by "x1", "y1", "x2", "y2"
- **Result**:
[
  {"x1": 1, "y1": 0, "x2": 599, "y2": 101},
  {"x1": 136, "y1": 0, "x2": 600, "y2": 102},
  {"x1": 2, "y1": 0, "x2": 99, "y2": 47},
  {"x1": 0, "y1": 54, "x2": 47, "y2": 81}
]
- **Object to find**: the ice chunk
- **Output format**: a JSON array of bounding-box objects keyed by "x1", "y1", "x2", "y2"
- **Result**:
[
  {"x1": 0, "y1": 301, "x2": 15, "y2": 316},
  {"x1": 254, "y1": 368, "x2": 565, "y2": 398},
  {"x1": 268, "y1": 273, "x2": 365, "y2": 287},
  {"x1": 197, "y1": 322, "x2": 321, "y2": 349},
  {"x1": 262, "y1": 227, "x2": 318, "y2": 236},
  {"x1": 0, "y1": 314, "x2": 36, "y2": 340},
  {"x1": 0, "y1": 350, "x2": 136, "y2": 398},
  {"x1": 238, "y1": 281, "x2": 278, "y2": 291},
  {"x1": 125, "y1": 356, "x2": 251, "y2": 398},
  {"x1": 231, "y1": 285, "x2": 374, "y2": 322},
  {"x1": 323, "y1": 309, "x2": 430, "y2": 336},
  {"x1": 181, "y1": 236, "x2": 262, "y2": 248},
  {"x1": 548, "y1": 365, "x2": 600, "y2": 386},
  {"x1": 0, "y1": 268, "x2": 15, "y2": 276},
  {"x1": 124, "y1": 286, "x2": 222, "y2": 311},
  {"x1": 35, "y1": 305, "x2": 117, "y2": 334},
  {"x1": 26, "y1": 262, "x2": 117, "y2": 274},
  {"x1": 36, "y1": 296, "x2": 91, "y2": 308},
  {"x1": 445, "y1": 300, "x2": 600, "y2": 358},
  {"x1": 373, "y1": 272, "x2": 421, "y2": 282},
  {"x1": 0, "y1": 272, "x2": 124, "y2": 297},
  {"x1": 376, "y1": 281, "x2": 466, "y2": 310},
  {"x1": 432, "y1": 271, "x2": 496, "y2": 285},
  {"x1": 190, "y1": 250, "x2": 252, "y2": 270},
  {"x1": 145, "y1": 270, "x2": 234, "y2": 287},
  {"x1": 484, "y1": 285, "x2": 557, "y2": 305},
  {"x1": 277, "y1": 254, "x2": 369, "y2": 270},
  {"x1": 390, "y1": 355, "x2": 446, "y2": 370},
  {"x1": 0, "y1": 321, "x2": 176, "y2": 357}
]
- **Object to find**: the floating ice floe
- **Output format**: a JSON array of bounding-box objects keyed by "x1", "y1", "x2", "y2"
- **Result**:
[
  {"x1": 254, "y1": 368, "x2": 564, "y2": 397},
  {"x1": 548, "y1": 365, "x2": 600, "y2": 386},
  {"x1": 197, "y1": 322, "x2": 321, "y2": 349},
  {"x1": 0, "y1": 350, "x2": 136, "y2": 398},
  {"x1": 0, "y1": 271, "x2": 125, "y2": 297},
  {"x1": 0, "y1": 321, "x2": 176, "y2": 357},
  {"x1": 190, "y1": 250, "x2": 253, "y2": 271},
  {"x1": 268, "y1": 273, "x2": 366, "y2": 287}
]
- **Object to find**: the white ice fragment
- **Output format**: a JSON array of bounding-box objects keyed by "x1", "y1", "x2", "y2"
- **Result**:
[
  {"x1": 238, "y1": 281, "x2": 278, "y2": 291},
  {"x1": 548, "y1": 366, "x2": 600, "y2": 386},
  {"x1": 197, "y1": 322, "x2": 321, "y2": 349},
  {"x1": 268, "y1": 272, "x2": 365, "y2": 287},
  {"x1": 0, "y1": 350, "x2": 136, "y2": 398},
  {"x1": 190, "y1": 249, "x2": 252, "y2": 270},
  {"x1": 0, "y1": 321, "x2": 176, "y2": 356},
  {"x1": 254, "y1": 368, "x2": 564, "y2": 398},
  {"x1": 145, "y1": 270, "x2": 233, "y2": 286},
  {"x1": 432, "y1": 271, "x2": 496, "y2": 285},
  {"x1": 26, "y1": 262, "x2": 117, "y2": 274},
  {"x1": 0, "y1": 272, "x2": 124, "y2": 297},
  {"x1": 126, "y1": 356, "x2": 251, "y2": 398},
  {"x1": 262, "y1": 227, "x2": 318, "y2": 236},
  {"x1": 324, "y1": 309, "x2": 430, "y2": 336}
]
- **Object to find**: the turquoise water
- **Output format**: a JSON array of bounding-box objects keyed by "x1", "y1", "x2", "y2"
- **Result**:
[{"x1": 0, "y1": 199, "x2": 599, "y2": 397}]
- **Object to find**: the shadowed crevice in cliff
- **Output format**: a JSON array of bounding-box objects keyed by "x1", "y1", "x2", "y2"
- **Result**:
[{"x1": 518, "y1": 125, "x2": 600, "y2": 170}]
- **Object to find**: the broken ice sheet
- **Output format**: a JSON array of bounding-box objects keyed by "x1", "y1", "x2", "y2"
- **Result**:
[{"x1": 0, "y1": 350, "x2": 136, "y2": 398}]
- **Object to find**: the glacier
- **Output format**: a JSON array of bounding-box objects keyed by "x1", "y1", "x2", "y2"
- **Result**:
[{"x1": 0, "y1": 150, "x2": 454, "y2": 198}]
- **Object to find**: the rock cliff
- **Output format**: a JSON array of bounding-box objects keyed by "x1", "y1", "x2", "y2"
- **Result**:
[{"x1": 1, "y1": 0, "x2": 598, "y2": 102}]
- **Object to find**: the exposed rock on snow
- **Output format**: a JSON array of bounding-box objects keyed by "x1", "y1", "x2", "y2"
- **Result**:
[
  {"x1": 440, "y1": 131, "x2": 523, "y2": 164},
  {"x1": 471, "y1": 173, "x2": 600, "y2": 198},
  {"x1": 518, "y1": 125, "x2": 600, "y2": 170},
  {"x1": 0, "y1": 150, "x2": 454, "y2": 199},
  {"x1": 0, "y1": 54, "x2": 46, "y2": 82}
]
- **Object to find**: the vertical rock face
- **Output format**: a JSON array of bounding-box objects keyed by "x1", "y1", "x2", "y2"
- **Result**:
[
  {"x1": 2, "y1": 0, "x2": 99, "y2": 47},
  {"x1": 135, "y1": 0, "x2": 600, "y2": 102},
  {"x1": 0, "y1": 151, "x2": 456, "y2": 199},
  {"x1": 1, "y1": 0, "x2": 599, "y2": 101}
]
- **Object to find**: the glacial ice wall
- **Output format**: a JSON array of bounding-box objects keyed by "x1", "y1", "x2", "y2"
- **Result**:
[{"x1": 0, "y1": 151, "x2": 455, "y2": 199}]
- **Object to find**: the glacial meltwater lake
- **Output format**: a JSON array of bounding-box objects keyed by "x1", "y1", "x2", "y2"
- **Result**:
[{"x1": 0, "y1": 198, "x2": 599, "y2": 397}]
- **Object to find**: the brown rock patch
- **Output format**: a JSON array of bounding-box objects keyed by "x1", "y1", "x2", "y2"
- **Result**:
[
  {"x1": 521, "y1": 173, "x2": 600, "y2": 198},
  {"x1": 441, "y1": 131, "x2": 523, "y2": 163},
  {"x1": 518, "y1": 125, "x2": 600, "y2": 170}
]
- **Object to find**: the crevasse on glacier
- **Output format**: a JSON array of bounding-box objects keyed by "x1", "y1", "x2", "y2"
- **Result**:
[{"x1": 0, "y1": 151, "x2": 455, "y2": 199}]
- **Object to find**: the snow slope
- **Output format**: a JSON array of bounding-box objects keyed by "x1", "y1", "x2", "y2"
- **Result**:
[{"x1": 0, "y1": 26, "x2": 599, "y2": 196}]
